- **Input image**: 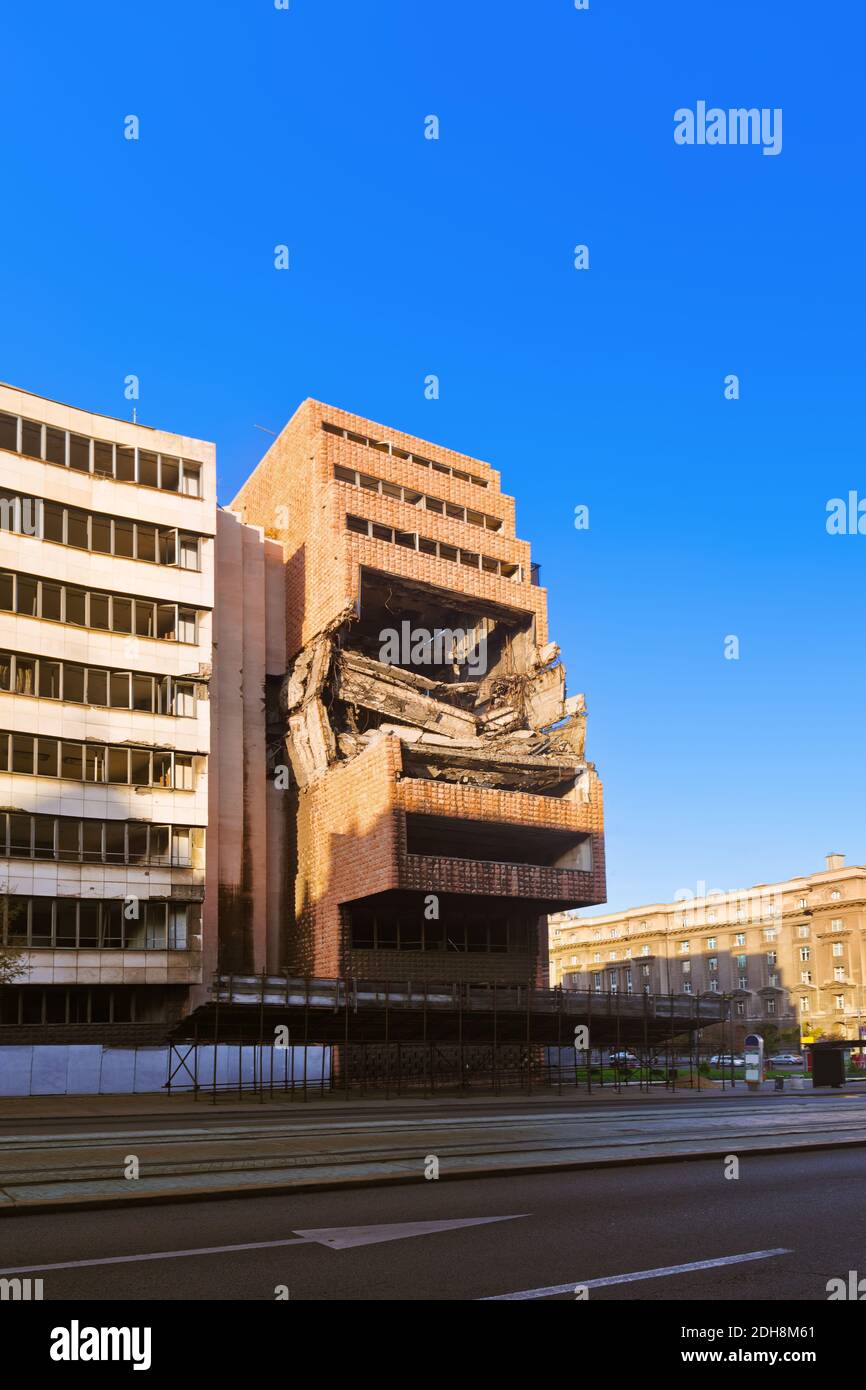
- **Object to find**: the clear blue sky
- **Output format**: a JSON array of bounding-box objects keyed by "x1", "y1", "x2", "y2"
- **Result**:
[{"x1": 1, "y1": 1, "x2": 863, "y2": 912}]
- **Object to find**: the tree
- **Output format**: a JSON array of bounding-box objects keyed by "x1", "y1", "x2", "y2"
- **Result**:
[
  {"x1": 0, "y1": 890, "x2": 28, "y2": 986},
  {"x1": 0, "y1": 946, "x2": 26, "y2": 986}
]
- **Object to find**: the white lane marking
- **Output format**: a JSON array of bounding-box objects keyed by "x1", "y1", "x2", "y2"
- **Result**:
[
  {"x1": 0, "y1": 1213, "x2": 529, "y2": 1275},
  {"x1": 0, "y1": 1238, "x2": 309, "y2": 1276},
  {"x1": 480, "y1": 1247, "x2": 793, "y2": 1300}
]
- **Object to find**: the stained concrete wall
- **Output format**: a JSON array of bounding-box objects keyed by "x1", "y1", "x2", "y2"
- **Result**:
[{"x1": 0, "y1": 1044, "x2": 330, "y2": 1095}]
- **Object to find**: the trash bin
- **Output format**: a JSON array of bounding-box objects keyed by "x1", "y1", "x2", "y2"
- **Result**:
[
  {"x1": 811, "y1": 1047, "x2": 845, "y2": 1087},
  {"x1": 774, "y1": 1077, "x2": 784, "y2": 1091}
]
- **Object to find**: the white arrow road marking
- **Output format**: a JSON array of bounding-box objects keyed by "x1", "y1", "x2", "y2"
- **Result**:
[
  {"x1": 292, "y1": 1215, "x2": 528, "y2": 1249},
  {"x1": 0, "y1": 1214, "x2": 529, "y2": 1276},
  {"x1": 480, "y1": 1247, "x2": 793, "y2": 1300}
]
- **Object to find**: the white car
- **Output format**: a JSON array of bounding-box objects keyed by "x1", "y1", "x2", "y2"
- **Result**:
[
  {"x1": 769, "y1": 1053, "x2": 802, "y2": 1065},
  {"x1": 709, "y1": 1053, "x2": 744, "y2": 1066}
]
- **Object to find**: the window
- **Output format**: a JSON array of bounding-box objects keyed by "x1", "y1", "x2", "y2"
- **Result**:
[
  {"x1": 832, "y1": 942, "x2": 844, "y2": 957},
  {"x1": 797, "y1": 897, "x2": 807, "y2": 909},
  {"x1": 679, "y1": 940, "x2": 690, "y2": 953},
  {"x1": 708, "y1": 957, "x2": 718, "y2": 971},
  {"x1": 138, "y1": 451, "x2": 158, "y2": 487},
  {"x1": 763, "y1": 928, "x2": 778, "y2": 941},
  {"x1": 736, "y1": 954, "x2": 746, "y2": 969},
  {"x1": 831, "y1": 918, "x2": 844, "y2": 930},
  {"x1": 766, "y1": 951, "x2": 777, "y2": 966},
  {"x1": 15, "y1": 657, "x2": 35, "y2": 695},
  {"x1": 738, "y1": 976, "x2": 748, "y2": 991},
  {"x1": 798, "y1": 925, "x2": 810, "y2": 938},
  {"x1": 766, "y1": 998, "x2": 776, "y2": 1015},
  {"x1": 179, "y1": 534, "x2": 200, "y2": 570},
  {"x1": 160, "y1": 457, "x2": 179, "y2": 492},
  {"x1": 106, "y1": 824, "x2": 128, "y2": 864},
  {"x1": 136, "y1": 525, "x2": 157, "y2": 564},
  {"x1": 110, "y1": 672, "x2": 130, "y2": 708},
  {"x1": 93, "y1": 440, "x2": 114, "y2": 477},
  {"x1": 681, "y1": 960, "x2": 691, "y2": 973},
  {"x1": 707, "y1": 936, "x2": 716, "y2": 949},
  {"x1": 172, "y1": 682, "x2": 195, "y2": 717},
  {"x1": 181, "y1": 462, "x2": 201, "y2": 497},
  {"x1": 114, "y1": 519, "x2": 135, "y2": 558},
  {"x1": 12, "y1": 735, "x2": 34, "y2": 774},
  {"x1": 21, "y1": 419, "x2": 42, "y2": 458},
  {"x1": 734, "y1": 932, "x2": 745, "y2": 946},
  {"x1": 834, "y1": 966, "x2": 845, "y2": 982},
  {"x1": 830, "y1": 890, "x2": 841, "y2": 900},
  {"x1": 66, "y1": 510, "x2": 89, "y2": 548},
  {"x1": 800, "y1": 997, "x2": 809, "y2": 1011},
  {"x1": 801, "y1": 970, "x2": 812, "y2": 985},
  {"x1": 168, "y1": 906, "x2": 188, "y2": 949},
  {"x1": 58, "y1": 821, "x2": 80, "y2": 861},
  {"x1": 130, "y1": 751, "x2": 151, "y2": 785},
  {"x1": 707, "y1": 911, "x2": 716, "y2": 924},
  {"x1": 835, "y1": 994, "x2": 845, "y2": 1009},
  {"x1": 86, "y1": 669, "x2": 107, "y2": 705},
  {"x1": 65, "y1": 589, "x2": 86, "y2": 625},
  {"x1": 177, "y1": 609, "x2": 198, "y2": 643},
  {"x1": 108, "y1": 748, "x2": 129, "y2": 783},
  {"x1": 799, "y1": 946, "x2": 810, "y2": 962},
  {"x1": 174, "y1": 755, "x2": 194, "y2": 790}
]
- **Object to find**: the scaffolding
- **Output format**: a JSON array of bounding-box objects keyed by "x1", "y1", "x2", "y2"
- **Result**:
[{"x1": 165, "y1": 975, "x2": 731, "y2": 1102}]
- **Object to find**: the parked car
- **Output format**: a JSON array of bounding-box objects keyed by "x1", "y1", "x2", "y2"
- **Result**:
[
  {"x1": 609, "y1": 1050, "x2": 639, "y2": 1067},
  {"x1": 769, "y1": 1053, "x2": 803, "y2": 1065},
  {"x1": 708, "y1": 1053, "x2": 744, "y2": 1066}
]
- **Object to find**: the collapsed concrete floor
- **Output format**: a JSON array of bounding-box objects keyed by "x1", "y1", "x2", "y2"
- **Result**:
[{"x1": 280, "y1": 570, "x2": 591, "y2": 798}]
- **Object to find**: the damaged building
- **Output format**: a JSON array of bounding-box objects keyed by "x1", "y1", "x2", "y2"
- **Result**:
[
  {"x1": 0, "y1": 383, "x2": 606, "y2": 1061},
  {"x1": 211, "y1": 400, "x2": 606, "y2": 990}
]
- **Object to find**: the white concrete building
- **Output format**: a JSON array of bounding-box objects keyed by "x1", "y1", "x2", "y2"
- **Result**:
[{"x1": 0, "y1": 384, "x2": 215, "y2": 1032}]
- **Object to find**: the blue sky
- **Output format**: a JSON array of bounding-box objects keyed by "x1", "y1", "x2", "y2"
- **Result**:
[{"x1": 1, "y1": 1, "x2": 863, "y2": 912}]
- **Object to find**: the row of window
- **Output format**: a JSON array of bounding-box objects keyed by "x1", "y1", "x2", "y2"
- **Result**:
[
  {"x1": 571, "y1": 921, "x2": 843, "y2": 957},
  {"x1": 0, "y1": 411, "x2": 203, "y2": 496},
  {"x1": 0, "y1": 490, "x2": 204, "y2": 571},
  {"x1": 0, "y1": 569, "x2": 202, "y2": 643},
  {"x1": 0, "y1": 814, "x2": 204, "y2": 866},
  {"x1": 323, "y1": 420, "x2": 489, "y2": 489},
  {"x1": 0, "y1": 986, "x2": 151, "y2": 1026},
  {"x1": 0, "y1": 732, "x2": 200, "y2": 788},
  {"x1": 333, "y1": 465, "x2": 504, "y2": 533},
  {"x1": 0, "y1": 650, "x2": 201, "y2": 716},
  {"x1": 346, "y1": 514, "x2": 523, "y2": 580},
  {"x1": 349, "y1": 919, "x2": 532, "y2": 953},
  {"x1": 1, "y1": 897, "x2": 199, "y2": 949}
]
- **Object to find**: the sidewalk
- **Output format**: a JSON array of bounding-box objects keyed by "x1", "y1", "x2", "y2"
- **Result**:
[{"x1": 1, "y1": 1084, "x2": 864, "y2": 1214}]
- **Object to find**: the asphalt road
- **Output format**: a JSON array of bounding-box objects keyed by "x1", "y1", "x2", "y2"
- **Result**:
[{"x1": 1, "y1": 1146, "x2": 862, "y2": 1301}]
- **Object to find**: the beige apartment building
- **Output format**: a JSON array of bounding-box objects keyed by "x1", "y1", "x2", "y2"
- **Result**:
[
  {"x1": 549, "y1": 853, "x2": 866, "y2": 1043},
  {"x1": 0, "y1": 384, "x2": 215, "y2": 1032}
]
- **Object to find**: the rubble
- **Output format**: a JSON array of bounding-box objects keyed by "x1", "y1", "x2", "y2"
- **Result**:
[{"x1": 278, "y1": 607, "x2": 590, "y2": 796}]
